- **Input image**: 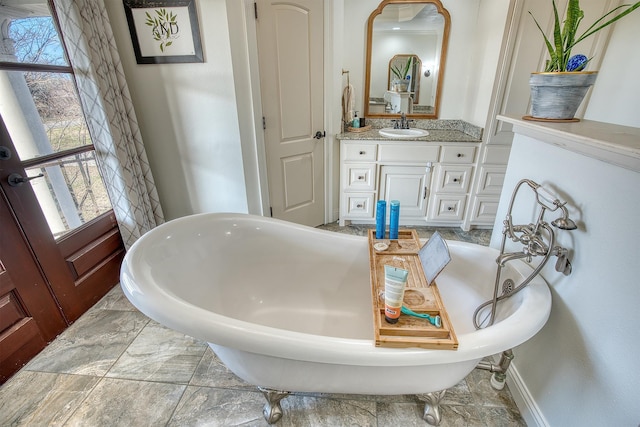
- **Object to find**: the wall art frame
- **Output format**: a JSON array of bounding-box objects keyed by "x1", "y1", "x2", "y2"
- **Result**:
[{"x1": 123, "y1": 0, "x2": 203, "y2": 64}]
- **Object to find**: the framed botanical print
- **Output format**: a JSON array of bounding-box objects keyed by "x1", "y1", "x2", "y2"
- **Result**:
[{"x1": 123, "y1": 0, "x2": 204, "y2": 64}]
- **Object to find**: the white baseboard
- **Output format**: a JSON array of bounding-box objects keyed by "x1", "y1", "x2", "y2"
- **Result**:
[{"x1": 505, "y1": 359, "x2": 549, "y2": 427}]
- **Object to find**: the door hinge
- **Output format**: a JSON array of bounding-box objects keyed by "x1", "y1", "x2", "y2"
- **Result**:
[
  {"x1": 254, "y1": 2, "x2": 258, "y2": 19},
  {"x1": 262, "y1": 116, "x2": 266, "y2": 130},
  {"x1": 269, "y1": 206, "x2": 273, "y2": 217}
]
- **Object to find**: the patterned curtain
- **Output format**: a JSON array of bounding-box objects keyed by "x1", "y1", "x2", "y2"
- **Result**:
[{"x1": 52, "y1": 0, "x2": 164, "y2": 248}]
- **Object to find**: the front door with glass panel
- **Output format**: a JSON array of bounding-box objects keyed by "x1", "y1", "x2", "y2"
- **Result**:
[{"x1": 0, "y1": 3, "x2": 125, "y2": 382}]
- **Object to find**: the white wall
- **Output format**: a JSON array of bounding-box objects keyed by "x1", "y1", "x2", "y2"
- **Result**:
[
  {"x1": 493, "y1": 133, "x2": 640, "y2": 426},
  {"x1": 104, "y1": 0, "x2": 248, "y2": 220},
  {"x1": 584, "y1": 10, "x2": 640, "y2": 128},
  {"x1": 463, "y1": 0, "x2": 511, "y2": 126}
]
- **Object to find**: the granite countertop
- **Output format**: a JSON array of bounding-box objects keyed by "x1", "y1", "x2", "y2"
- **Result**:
[
  {"x1": 336, "y1": 119, "x2": 483, "y2": 143},
  {"x1": 337, "y1": 128, "x2": 481, "y2": 142}
]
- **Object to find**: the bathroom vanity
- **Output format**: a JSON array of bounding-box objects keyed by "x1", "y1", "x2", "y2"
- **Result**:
[{"x1": 337, "y1": 122, "x2": 487, "y2": 228}]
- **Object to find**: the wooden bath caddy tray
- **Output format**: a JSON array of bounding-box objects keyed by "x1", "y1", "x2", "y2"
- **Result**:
[{"x1": 368, "y1": 229, "x2": 458, "y2": 350}]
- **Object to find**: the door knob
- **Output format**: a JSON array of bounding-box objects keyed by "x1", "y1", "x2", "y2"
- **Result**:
[
  {"x1": 7, "y1": 172, "x2": 44, "y2": 187},
  {"x1": 0, "y1": 146, "x2": 11, "y2": 160},
  {"x1": 314, "y1": 131, "x2": 326, "y2": 139}
]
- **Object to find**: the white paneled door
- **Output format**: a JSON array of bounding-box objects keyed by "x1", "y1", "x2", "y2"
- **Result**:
[{"x1": 256, "y1": 0, "x2": 325, "y2": 227}]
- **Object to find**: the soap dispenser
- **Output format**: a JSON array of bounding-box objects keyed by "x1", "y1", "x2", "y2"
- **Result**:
[{"x1": 352, "y1": 111, "x2": 360, "y2": 128}]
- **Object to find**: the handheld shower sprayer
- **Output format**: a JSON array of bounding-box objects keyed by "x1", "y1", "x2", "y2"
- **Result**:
[{"x1": 473, "y1": 179, "x2": 579, "y2": 329}]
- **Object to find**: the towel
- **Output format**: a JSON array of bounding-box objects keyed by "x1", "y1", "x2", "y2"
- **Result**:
[{"x1": 342, "y1": 84, "x2": 355, "y2": 126}]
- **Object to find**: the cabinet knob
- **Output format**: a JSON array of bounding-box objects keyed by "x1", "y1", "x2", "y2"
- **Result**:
[
  {"x1": 357, "y1": 175, "x2": 365, "y2": 180},
  {"x1": 447, "y1": 205, "x2": 456, "y2": 211},
  {"x1": 356, "y1": 203, "x2": 364, "y2": 208},
  {"x1": 359, "y1": 151, "x2": 366, "y2": 155},
  {"x1": 453, "y1": 178, "x2": 460, "y2": 183},
  {"x1": 457, "y1": 153, "x2": 463, "y2": 157}
]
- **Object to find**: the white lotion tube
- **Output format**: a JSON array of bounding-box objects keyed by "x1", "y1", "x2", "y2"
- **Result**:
[{"x1": 384, "y1": 265, "x2": 409, "y2": 324}]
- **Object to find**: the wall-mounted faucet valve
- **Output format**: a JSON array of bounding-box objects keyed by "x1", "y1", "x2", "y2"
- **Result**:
[{"x1": 474, "y1": 179, "x2": 579, "y2": 330}]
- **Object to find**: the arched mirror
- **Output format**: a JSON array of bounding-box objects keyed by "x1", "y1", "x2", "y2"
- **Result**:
[{"x1": 364, "y1": 0, "x2": 450, "y2": 119}]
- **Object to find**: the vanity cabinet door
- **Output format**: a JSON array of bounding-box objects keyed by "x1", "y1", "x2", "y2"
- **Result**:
[{"x1": 378, "y1": 165, "x2": 431, "y2": 220}]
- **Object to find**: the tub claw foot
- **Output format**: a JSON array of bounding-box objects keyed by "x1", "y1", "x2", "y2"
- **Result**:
[
  {"x1": 258, "y1": 387, "x2": 290, "y2": 424},
  {"x1": 418, "y1": 390, "x2": 447, "y2": 426}
]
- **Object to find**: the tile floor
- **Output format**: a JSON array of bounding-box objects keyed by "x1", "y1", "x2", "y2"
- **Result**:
[{"x1": 0, "y1": 223, "x2": 526, "y2": 426}]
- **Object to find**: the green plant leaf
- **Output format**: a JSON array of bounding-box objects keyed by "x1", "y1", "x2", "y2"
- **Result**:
[
  {"x1": 573, "y1": 2, "x2": 640, "y2": 48},
  {"x1": 401, "y1": 56, "x2": 413, "y2": 79},
  {"x1": 551, "y1": 0, "x2": 564, "y2": 70},
  {"x1": 391, "y1": 64, "x2": 403, "y2": 79},
  {"x1": 530, "y1": 0, "x2": 640, "y2": 71},
  {"x1": 561, "y1": 0, "x2": 583, "y2": 70},
  {"x1": 529, "y1": 11, "x2": 558, "y2": 71}
]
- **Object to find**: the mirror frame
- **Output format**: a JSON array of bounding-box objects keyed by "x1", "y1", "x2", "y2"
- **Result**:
[{"x1": 363, "y1": 0, "x2": 450, "y2": 119}]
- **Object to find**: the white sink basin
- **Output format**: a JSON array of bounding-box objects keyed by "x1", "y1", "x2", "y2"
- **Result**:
[{"x1": 378, "y1": 128, "x2": 429, "y2": 138}]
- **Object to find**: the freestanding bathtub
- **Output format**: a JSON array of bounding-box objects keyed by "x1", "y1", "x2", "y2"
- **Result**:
[{"x1": 120, "y1": 213, "x2": 551, "y2": 424}]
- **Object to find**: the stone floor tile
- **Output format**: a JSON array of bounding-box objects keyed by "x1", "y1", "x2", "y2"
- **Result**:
[
  {"x1": 441, "y1": 378, "x2": 475, "y2": 406},
  {"x1": 23, "y1": 309, "x2": 149, "y2": 376},
  {"x1": 190, "y1": 348, "x2": 255, "y2": 389},
  {"x1": 167, "y1": 387, "x2": 266, "y2": 426},
  {"x1": 278, "y1": 395, "x2": 377, "y2": 427},
  {"x1": 0, "y1": 371, "x2": 99, "y2": 426},
  {"x1": 64, "y1": 377, "x2": 185, "y2": 426},
  {"x1": 296, "y1": 392, "x2": 419, "y2": 404},
  {"x1": 466, "y1": 369, "x2": 516, "y2": 408},
  {"x1": 439, "y1": 404, "x2": 486, "y2": 427},
  {"x1": 106, "y1": 321, "x2": 207, "y2": 383},
  {"x1": 376, "y1": 401, "x2": 427, "y2": 426},
  {"x1": 91, "y1": 284, "x2": 139, "y2": 312},
  {"x1": 477, "y1": 405, "x2": 527, "y2": 427}
]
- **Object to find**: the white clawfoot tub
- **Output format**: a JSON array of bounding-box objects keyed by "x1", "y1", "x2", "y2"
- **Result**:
[{"x1": 120, "y1": 213, "x2": 551, "y2": 424}]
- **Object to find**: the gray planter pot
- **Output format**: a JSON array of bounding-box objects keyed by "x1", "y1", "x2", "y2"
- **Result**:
[{"x1": 529, "y1": 72, "x2": 598, "y2": 120}]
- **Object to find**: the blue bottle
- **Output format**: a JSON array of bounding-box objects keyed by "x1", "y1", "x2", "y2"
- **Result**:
[
  {"x1": 376, "y1": 200, "x2": 386, "y2": 239},
  {"x1": 389, "y1": 200, "x2": 400, "y2": 240}
]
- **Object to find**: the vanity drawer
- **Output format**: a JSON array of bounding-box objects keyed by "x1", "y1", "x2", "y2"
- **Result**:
[
  {"x1": 343, "y1": 163, "x2": 376, "y2": 191},
  {"x1": 427, "y1": 194, "x2": 467, "y2": 221},
  {"x1": 440, "y1": 146, "x2": 476, "y2": 163},
  {"x1": 470, "y1": 196, "x2": 499, "y2": 223},
  {"x1": 476, "y1": 165, "x2": 506, "y2": 195},
  {"x1": 378, "y1": 145, "x2": 439, "y2": 163},
  {"x1": 343, "y1": 144, "x2": 377, "y2": 162},
  {"x1": 433, "y1": 164, "x2": 473, "y2": 193},
  {"x1": 342, "y1": 193, "x2": 376, "y2": 219}
]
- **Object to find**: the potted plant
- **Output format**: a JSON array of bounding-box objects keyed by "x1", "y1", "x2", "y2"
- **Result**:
[
  {"x1": 390, "y1": 56, "x2": 413, "y2": 92},
  {"x1": 527, "y1": 0, "x2": 640, "y2": 121}
]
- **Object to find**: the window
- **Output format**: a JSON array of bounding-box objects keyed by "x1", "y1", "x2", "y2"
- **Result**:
[{"x1": 0, "y1": 5, "x2": 113, "y2": 238}]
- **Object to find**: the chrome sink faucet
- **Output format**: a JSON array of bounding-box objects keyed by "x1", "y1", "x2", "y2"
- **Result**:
[{"x1": 391, "y1": 113, "x2": 414, "y2": 129}]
